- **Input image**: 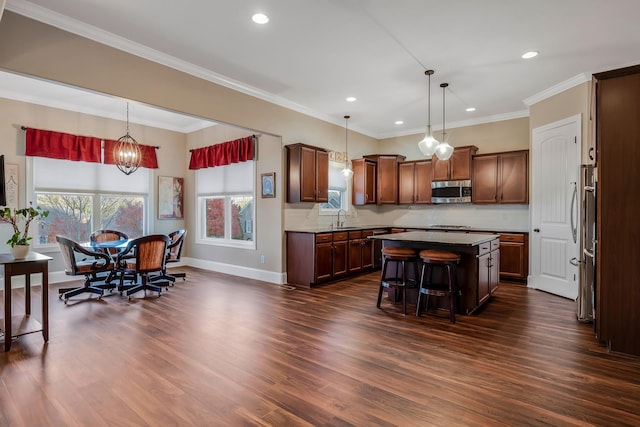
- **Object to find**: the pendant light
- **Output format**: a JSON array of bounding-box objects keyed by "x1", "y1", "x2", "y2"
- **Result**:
[
  {"x1": 113, "y1": 102, "x2": 142, "y2": 175},
  {"x1": 418, "y1": 69, "x2": 439, "y2": 156},
  {"x1": 341, "y1": 115, "x2": 354, "y2": 178},
  {"x1": 435, "y1": 83, "x2": 454, "y2": 161}
]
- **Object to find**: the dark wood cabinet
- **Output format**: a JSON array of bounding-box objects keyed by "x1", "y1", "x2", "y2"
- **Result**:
[
  {"x1": 473, "y1": 150, "x2": 529, "y2": 204},
  {"x1": 593, "y1": 64, "x2": 640, "y2": 356},
  {"x1": 364, "y1": 154, "x2": 405, "y2": 204},
  {"x1": 286, "y1": 229, "x2": 376, "y2": 288},
  {"x1": 432, "y1": 145, "x2": 477, "y2": 181},
  {"x1": 498, "y1": 233, "x2": 528, "y2": 281},
  {"x1": 352, "y1": 158, "x2": 377, "y2": 205},
  {"x1": 286, "y1": 143, "x2": 329, "y2": 203},
  {"x1": 398, "y1": 160, "x2": 432, "y2": 204}
]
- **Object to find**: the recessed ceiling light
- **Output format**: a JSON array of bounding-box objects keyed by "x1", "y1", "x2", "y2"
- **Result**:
[
  {"x1": 252, "y1": 13, "x2": 269, "y2": 24},
  {"x1": 466, "y1": 107, "x2": 476, "y2": 112},
  {"x1": 522, "y1": 51, "x2": 538, "y2": 59},
  {"x1": 395, "y1": 120, "x2": 404, "y2": 125},
  {"x1": 346, "y1": 96, "x2": 357, "y2": 102}
]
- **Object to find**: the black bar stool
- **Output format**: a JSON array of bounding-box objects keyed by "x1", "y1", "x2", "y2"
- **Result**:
[
  {"x1": 416, "y1": 249, "x2": 461, "y2": 323},
  {"x1": 377, "y1": 246, "x2": 419, "y2": 315}
]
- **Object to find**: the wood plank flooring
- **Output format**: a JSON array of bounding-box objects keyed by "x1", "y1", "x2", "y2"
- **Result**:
[{"x1": 1, "y1": 268, "x2": 639, "y2": 426}]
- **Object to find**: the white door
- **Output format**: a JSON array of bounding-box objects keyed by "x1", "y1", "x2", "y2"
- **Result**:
[{"x1": 530, "y1": 115, "x2": 581, "y2": 299}]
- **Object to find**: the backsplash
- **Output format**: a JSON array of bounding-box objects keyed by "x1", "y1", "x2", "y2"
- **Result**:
[{"x1": 285, "y1": 203, "x2": 529, "y2": 232}]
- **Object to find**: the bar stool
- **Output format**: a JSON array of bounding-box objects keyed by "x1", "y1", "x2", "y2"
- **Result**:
[
  {"x1": 416, "y1": 249, "x2": 461, "y2": 323},
  {"x1": 377, "y1": 246, "x2": 419, "y2": 315}
]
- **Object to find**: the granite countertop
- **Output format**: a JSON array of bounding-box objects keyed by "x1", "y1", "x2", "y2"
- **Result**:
[
  {"x1": 368, "y1": 231, "x2": 498, "y2": 246},
  {"x1": 285, "y1": 225, "x2": 528, "y2": 234}
]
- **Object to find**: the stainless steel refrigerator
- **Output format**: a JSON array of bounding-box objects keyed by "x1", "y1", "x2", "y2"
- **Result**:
[{"x1": 577, "y1": 164, "x2": 596, "y2": 322}]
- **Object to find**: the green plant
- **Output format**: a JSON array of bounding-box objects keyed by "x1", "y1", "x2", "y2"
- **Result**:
[{"x1": 0, "y1": 202, "x2": 50, "y2": 247}]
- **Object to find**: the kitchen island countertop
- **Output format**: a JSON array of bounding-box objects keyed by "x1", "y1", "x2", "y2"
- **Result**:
[{"x1": 369, "y1": 231, "x2": 498, "y2": 246}]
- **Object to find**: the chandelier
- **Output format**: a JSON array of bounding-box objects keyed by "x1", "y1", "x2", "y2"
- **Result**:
[{"x1": 113, "y1": 102, "x2": 142, "y2": 175}]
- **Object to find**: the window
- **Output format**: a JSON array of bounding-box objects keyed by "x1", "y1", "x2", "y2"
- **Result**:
[
  {"x1": 30, "y1": 157, "x2": 149, "y2": 247},
  {"x1": 196, "y1": 160, "x2": 255, "y2": 248},
  {"x1": 320, "y1": 160, "x2": 350, "y2": 213}
]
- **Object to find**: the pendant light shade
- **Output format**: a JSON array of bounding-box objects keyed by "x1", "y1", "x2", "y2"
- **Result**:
[
  {"x1": 435, "y1": 83, "x2": 454, "y2": 161},
  {"x1": 113, "y1": 102, "x2": 142, "y2": 175},
  {"x1": 341, "y1": 115, "x2": 354, "y2": 178},
  {"x1": 418, "y1": 69, "x2": 439, "y2": 157}
]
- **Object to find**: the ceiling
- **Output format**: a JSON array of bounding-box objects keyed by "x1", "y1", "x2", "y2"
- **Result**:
[{"x1": 4, "y1": 0, "x2": 640, "y2": 139}]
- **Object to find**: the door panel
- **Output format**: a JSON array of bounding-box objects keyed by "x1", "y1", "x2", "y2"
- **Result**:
[{"x1": 530, "y1": 115, "x2": 580, "y2": 299}]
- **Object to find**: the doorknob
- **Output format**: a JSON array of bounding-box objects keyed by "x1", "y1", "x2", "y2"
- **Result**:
[{"x1": 534, "y1": 228, "x2": 540, "y2": 232}]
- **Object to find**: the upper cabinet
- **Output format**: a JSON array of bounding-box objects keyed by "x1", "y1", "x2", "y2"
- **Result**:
[
  {"x1": 432, "y1": 145, "x2": 478, "y2": 181},
  {"x1": 364, "y1": 154, "x2": 406, "y2": 204},
  {"x1": 352, "y1": 158, "x2": 377, "y2": 205},
  {"x1": 286, "y1": 143, "x2": 329, "y2": 203},
  {"x1": 473, "y1": 150, "x2": 529, "y2": 204},
  {"x1": 399, "y1": 160, "x2": 432, "y2": 204}
]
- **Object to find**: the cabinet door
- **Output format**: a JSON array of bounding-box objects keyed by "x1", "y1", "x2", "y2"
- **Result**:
[
  {"x1": 348, "y1": 239, "x2": 363, "y2": 273},
  {"x1": 315, "y1": 242, "x2": 333, "y2": 282},
  {"x1": 398, "y1": 162, "x2": 415, "y2": 204},
  {"x1": 499, "y1": 151, "x2": 528, "y2": 204},
  {"x1": 352, "y1": 159, "x2": 376, "y2": 205},
  {"x1": 414, "y1": 160, "x2": 432, "y2": 204},
  {"x1": 332, "y1": 240, "x2": 348, "y2": 277},
  {"x1": 362, "y1": 237, "x2": 374, "y2": 269},
  {"x1": 432, "y1": 155, "x2": 450, "y2": 181},
  {"x1": 300, "y1": 146, "x2": 318, "y2": 202},
  {"x1": 477, "y1": 252, "x2": 491, "y2": 305},
  {"x1": 315, "y1": 149, "x2": 329, "y2": 202},
  {"x1": 450, "y1": 147, "x2": 475, "y2": 180},
  {"x1": 489, "y1": 249, "x2": 500, "y2": 294},
  {"x1": 377, "y1": 156, "x2": 399, "y2": 204},
  {"x1": 472, "y1": 155, "x2": 498, "y2": 203},
  {"x1": 499, "y1": 240, "x2": 526, "y2": 279}
]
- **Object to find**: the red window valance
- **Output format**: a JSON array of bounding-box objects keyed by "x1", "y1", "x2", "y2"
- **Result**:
[
  {"x1": 24, "y1": 127, "x2": 159, "y2": 169},
  {"x1": 188, "y1": 136, "x2": 254, "y2": 170},
  {"x1": 103, "y1": 139, "x2": 159, "y2": 169},
  {"x1": 25, "y1": 128, "x2": 102, "y2": 163}
]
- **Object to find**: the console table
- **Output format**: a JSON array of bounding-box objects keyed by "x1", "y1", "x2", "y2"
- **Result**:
[{"x1": 1, "y1": 252, "x2": 52, "y2": 352}]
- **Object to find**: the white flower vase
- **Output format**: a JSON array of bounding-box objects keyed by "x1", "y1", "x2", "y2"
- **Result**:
[{"x1": 11, "y1": 244, "x2": 30, "y2": 259}]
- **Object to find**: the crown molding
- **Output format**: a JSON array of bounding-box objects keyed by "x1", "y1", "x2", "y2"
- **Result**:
[{"x1": 522, "y1": 73, "x2": 589, "y2": 106}]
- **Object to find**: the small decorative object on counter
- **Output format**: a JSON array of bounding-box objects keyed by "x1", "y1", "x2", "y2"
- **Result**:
[{"x1": 0, "y1": 202, "x2": 49, "y2": 258}]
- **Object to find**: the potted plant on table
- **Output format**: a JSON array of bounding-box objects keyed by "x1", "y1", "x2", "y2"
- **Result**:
[{"x1": 0, "y1": 202, "x2": 49, "y2": 259}]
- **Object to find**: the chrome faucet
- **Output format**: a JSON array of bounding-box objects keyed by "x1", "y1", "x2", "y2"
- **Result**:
[{"x1": 336, "y1": 209, "x2": 346, "y2": 228}]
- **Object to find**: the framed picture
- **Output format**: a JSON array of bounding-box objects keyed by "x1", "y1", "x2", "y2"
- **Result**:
[
  {"x1": 158, "y1": 176, "x2": 184, "y2": 219},
  {"x1": 261, "y1": 172, "x2": 275, "y2": 198},
  {"x1": 5, "y1": 163, "x2": 18, "y2": 209}
]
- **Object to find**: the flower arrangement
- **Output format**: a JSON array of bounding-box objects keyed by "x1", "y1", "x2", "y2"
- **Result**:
[{"x1": 0, "y1": 202, "x2": 50, "y2": 247}]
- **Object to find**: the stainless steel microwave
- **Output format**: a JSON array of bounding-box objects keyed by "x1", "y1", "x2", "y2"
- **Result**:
[{"x1": 431, "y1": 180, "x2": 472, "y2": 204}]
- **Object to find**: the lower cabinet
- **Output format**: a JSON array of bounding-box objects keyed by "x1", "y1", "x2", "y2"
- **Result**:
[
  {"x1": 477, "y1": 239, "x2": 500, "y2": 305},
  {"x1": 286, "y1": 229, "x2": 377, "y2": 288},
  {"x1": 498, "y1": 233, "x2": 528, "y2": 282}
]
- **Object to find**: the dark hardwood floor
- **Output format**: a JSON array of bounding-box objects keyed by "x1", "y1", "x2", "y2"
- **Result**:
[{"x1": 1, "y1": 268, "x2": 639, "y2": 426}]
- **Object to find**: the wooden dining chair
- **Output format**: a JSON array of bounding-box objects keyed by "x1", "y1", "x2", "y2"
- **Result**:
[
  {"x1": 114, "y1": 234, "x2": 172, "y2": 299},
  {"x1": 150, "y1": 229, "x2": 187, "y2": 285},
  {"x1": 56, "y1": 235, "x2": 116, "y2": 303}
]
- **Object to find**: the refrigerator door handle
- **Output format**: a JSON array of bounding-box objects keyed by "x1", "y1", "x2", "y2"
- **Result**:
[
  {"x1": 584, "y1": 248, "x2": 595, "y2": 259},
  {"x1": 570, "y1": 182, "x2": 578, "y2": 244}
]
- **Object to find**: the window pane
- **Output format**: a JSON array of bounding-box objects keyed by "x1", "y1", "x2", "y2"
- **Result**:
[
  {"x1": 321, "y1": 189, "x2": 344, "y2": 210},
  {"x1": 205, "y1": 197, "x2": 225, "y2": 238},
  {"x1": 230, "y1": 196, "x2": 253, "y2": 241},
  {"x1": 100, "y1": 195, "x2": 145, "y2": 238},
  {"x1": 36, "y1": 193, "x2": 93, "y2": 243}
]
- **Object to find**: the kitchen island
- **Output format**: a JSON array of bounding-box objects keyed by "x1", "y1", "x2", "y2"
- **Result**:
[{"x1": 370, "y1": 231, "x2": 500, "y2": 314}]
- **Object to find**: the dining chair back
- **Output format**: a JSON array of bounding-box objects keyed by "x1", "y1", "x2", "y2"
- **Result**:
[
  {"x1": 150, "y1": 229, "x2": 187, "y2": 284},
  {"x1": 115, "y1": 234, "x2": 171, "y2": 299},
  {"x1": 90, "y1": 229, "x2": 128, "y2": 256},
  {"x1": 56, "y1": 235, "x2": 115, "y2": 303}
]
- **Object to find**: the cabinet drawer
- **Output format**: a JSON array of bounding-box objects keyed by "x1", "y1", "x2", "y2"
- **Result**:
[
  {"x1": 491, "y1": 239, "x2": 500, "y2": 251},
  {"x1": 333, "y1": 232, "x2": 349, "y2": 241},
  {"x1": 499, "y1": 233, "x2": 525, "y2": 243},
  {"x1": 316, "y1": 233, "x2": 332, "y2": 243},
  {"x1": 348, "y1": 231, "x2": 362, "y2": 239},
  {"x1": 478, "y1": 242, "x2": 493, "y2": 256}
]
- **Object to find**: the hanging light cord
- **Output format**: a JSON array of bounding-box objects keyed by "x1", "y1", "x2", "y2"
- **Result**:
[{"x1": 344, "y1": 115, "x2": 350, "y2": 155}]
